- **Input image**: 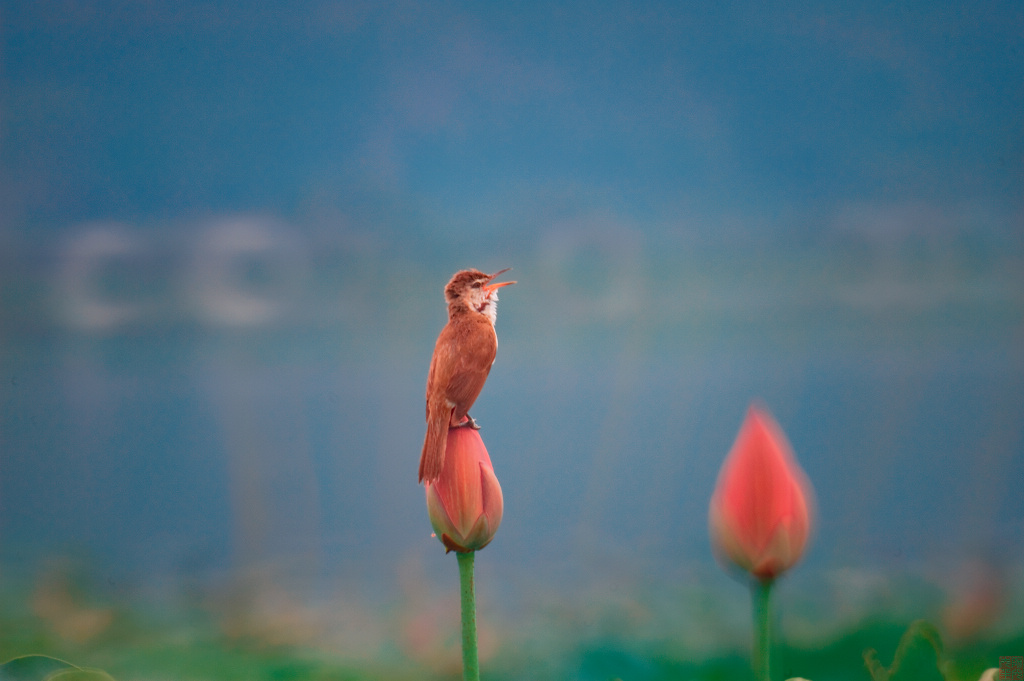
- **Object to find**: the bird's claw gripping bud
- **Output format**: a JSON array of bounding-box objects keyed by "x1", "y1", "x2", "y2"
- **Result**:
[{"x1": 453, "y1": 415, "x2": 481, "y2": 430}]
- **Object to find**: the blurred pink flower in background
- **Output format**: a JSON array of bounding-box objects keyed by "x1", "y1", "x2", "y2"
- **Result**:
[
  {"x1": 426, "y1": 427, "x2": 503, "y2": 553},
  {"x1": 709, "y1": 405, "x2": 814, "y2": 581}
]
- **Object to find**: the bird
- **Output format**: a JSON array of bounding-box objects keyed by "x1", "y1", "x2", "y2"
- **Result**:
[{"x1": 419, "y1": 268, "x2": 515, "y2": 483}]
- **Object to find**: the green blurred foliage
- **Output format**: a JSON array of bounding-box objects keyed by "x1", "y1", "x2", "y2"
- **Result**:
[
  {"x1": 0, "y1": 655, "x2": 114, "y2": 681},
  {"x1": 1, "y1": 574, "x2": 1020, "y2": 681},
  {"x1": 862, "y1": 620, "x2": 947, "y2": 681}
]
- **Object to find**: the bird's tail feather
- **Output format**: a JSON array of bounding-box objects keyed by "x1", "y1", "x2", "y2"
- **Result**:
[{"x1": 419, "y1": 406, "x2": 452, "y2": 483}]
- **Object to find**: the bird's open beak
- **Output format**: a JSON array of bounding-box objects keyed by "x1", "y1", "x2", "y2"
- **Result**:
[{"x1": 484, "y1": 268, "x2": 516, "y2": 294}]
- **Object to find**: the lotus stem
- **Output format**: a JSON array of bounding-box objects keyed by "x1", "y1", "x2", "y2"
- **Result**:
[
  {"x1": 457, "y1": 550, "x2": 479, "y2": 681},
  {"x1": 753, "y1": 578, "x2": 774, "y2": 681}
]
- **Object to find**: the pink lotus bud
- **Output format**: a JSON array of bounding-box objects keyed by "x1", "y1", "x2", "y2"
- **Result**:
[
  {"x1": 425, "y1": 427, "x2": 504, "y2": 553},
  {"x1": 709, "y1": 406, "x2": 814, "y2": 581}
]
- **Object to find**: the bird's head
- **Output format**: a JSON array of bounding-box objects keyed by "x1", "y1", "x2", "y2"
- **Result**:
[{"x1": 445, "y1": 268, "x2": 516, "y2": 322}]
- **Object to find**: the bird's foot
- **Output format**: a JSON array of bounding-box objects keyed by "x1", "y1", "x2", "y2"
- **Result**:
[{"x1": 453, "y1": 415, "x2": 481, "y2": 430}]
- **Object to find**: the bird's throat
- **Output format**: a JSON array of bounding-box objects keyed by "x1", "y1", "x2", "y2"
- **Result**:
[
  {"x1": 449, "y1": 298, "x2": 498, "y2": 325},
  {"x1": 475, "y1": 298, "x2": 498, "y2": 325}
]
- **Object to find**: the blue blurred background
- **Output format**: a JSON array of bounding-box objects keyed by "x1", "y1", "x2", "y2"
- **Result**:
[{"x1": 0, "y1": 0, "x2": 1022, "y2": 658}]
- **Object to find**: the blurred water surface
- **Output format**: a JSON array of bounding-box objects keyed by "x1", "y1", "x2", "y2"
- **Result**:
[{"x1": 0, "y1": 0, "x2": 1022, "y2": 650}]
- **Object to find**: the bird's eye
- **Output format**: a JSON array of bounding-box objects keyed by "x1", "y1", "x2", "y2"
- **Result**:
[{"x1": 472, "y1": 282, "x2": 482, "y2": 288}]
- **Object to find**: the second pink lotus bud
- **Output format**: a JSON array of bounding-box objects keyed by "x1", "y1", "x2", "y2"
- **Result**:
[{"x1": 709, "y1": 406, "x2": 814, "y2": 582}]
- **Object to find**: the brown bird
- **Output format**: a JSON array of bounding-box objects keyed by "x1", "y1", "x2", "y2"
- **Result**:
[{"x1": 419, "y1": 268, "x2": 516, "y2": 483}]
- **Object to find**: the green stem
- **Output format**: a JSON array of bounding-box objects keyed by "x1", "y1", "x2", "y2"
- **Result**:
[
  {"x1": 456, "y1": 551, "x2": 480, "y2": 681},
  {"x1": 752, "y1": 578, "x2": 773, "y2": 681}
]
